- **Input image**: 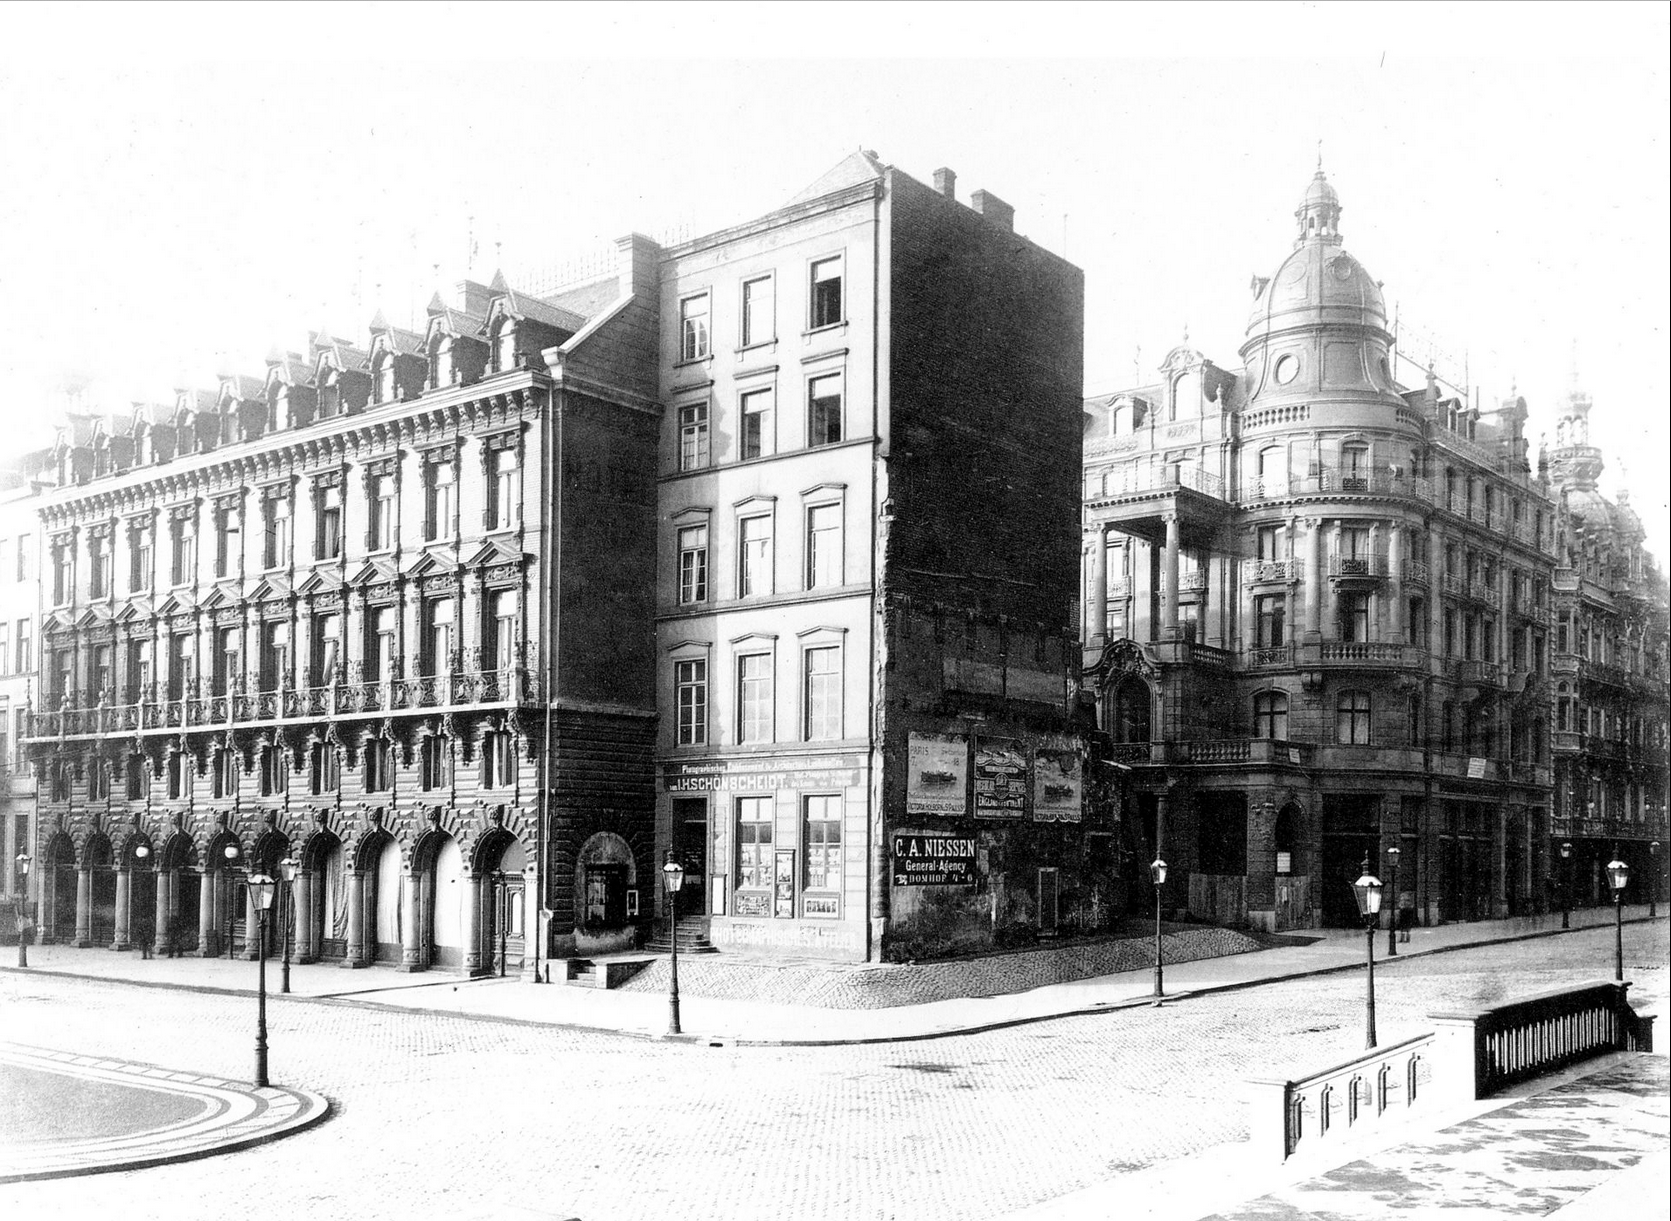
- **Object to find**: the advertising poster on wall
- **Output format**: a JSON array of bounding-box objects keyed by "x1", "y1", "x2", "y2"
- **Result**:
[
  {"x1": 907, "y1": 732, "x2": 968, "y2": 816},
  {"x1": 1032, "y1": 742, "x2": 1083, "y2": 822},
  {"x1": 891, "y1": 833, "x2": 979, "y2": 886},
  {"x1": 973, "y1": 741, "x2": 1027, "y2": 818}
]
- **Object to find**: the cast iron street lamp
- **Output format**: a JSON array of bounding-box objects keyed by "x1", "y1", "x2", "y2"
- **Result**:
[
  {"x1": 1606, "y1": 852, "x2": 1629, "y2": 983},
  {"x1": 279, "y1": 857, "x2": 298, "y2": 994},
  {"x1": 14, "y1": 853, "x2": 31, "y2": 968},
  {"x1": 1385, "y1": 844, "x2": 1400, "y2": 957},
  {"x1": 662, "y1": 852, "x2": 685, "y2": 1036},
  {"x1": 1149, "y1": 857, "x2": 1167, "y2": 1004},
  {"x1": 1559, "y1": 841, "x2": 1573, "y2": 929},
  {"x1": 1650, "y1": 842, "x2": 1660, "y2": 919},
  {"x1": 1351, "y1": 858, "x2": 1383, "y2": 1051},
  {"x1": 134, "y1": 843, "x2": 152, "y2": 958},
  {"x1": 247, "y1": 872, "x2": 277, "y2": 1088},
  {"x1": 224, "y1": 842, "x2": 242, "y2": 958}
]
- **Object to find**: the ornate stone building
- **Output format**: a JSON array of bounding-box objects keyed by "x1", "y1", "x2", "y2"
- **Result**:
[{"x1": 1077, "y1": 170, "x2": 1638, "y2": 931}]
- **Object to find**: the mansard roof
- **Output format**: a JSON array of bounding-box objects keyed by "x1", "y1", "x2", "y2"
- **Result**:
[
  {"x1": 368, "y1": 310, "x2": 425, "y2": 356},
  {"x1": 263, "y1": 350, "x2": 314, "y2": 389},
  {"x1": 482, "y1": 276, "x2": 588, "y2": 335},
  {"x1": 423, "y1": 295, "x2": 489, "y2": 343}
]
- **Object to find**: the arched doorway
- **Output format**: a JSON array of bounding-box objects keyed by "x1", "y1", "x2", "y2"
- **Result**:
[
  {"x1": 298, "y1": 829, "x2": 344, "y2": 963},
  {"x1": 85, "y1": 834, "x2": 116, "y2": 947},
  {"x1": 358, "y1": 832, "x2": 403, "y2": 966},
  {"x1": 46, "y1": 833, "x2": 76, "y2": 944},
  {"x1": 124, "y1": 836, "x2": 157, "y2": 951},
  {"x1": 1273, "y1": 802, "x2": 1309, "y2": 929},
  {"x1": 476, "y1": 832, "x2": 526, "y2": 978},
  {"x1": 159, "y1": 833, "x2": 199, "y2": 954},
  {"x1": 1109, "y1": 675, "x2": 1152, "y2": 744},
  {"x1": 205, "y1": 830, "x2": 247, "y2": 958},
  {"x1": 428, "y1": 835, "x2": 465, "y2": 970},
  {"x1": 249, "y1": 830, "x2": 291, "y2": 960}
]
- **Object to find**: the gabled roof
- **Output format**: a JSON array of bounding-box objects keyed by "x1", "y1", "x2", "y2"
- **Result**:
[
  {"x1": 424, "y1": 301, "x2": 489, "y2": 343},
  {"x1": 62, "y1": 412, "x2": 107, "y2": 447},
  {"x1": 785, "y1": 148, "x2": 886, "y2": 207},
  {"x1": 481, "y1": 274, "x2": 588, "y2": 335},
  {"x1": 217, "y1": 374, "x2": 265, "y2": 403},
  {"x1": 404, "y1": 549, "x2": 459, "y2": 579},
  {"x1": 463, "y1": 539, "x2": 532, "y2": 568},
  {"x1": 114, "y1": 597, "x2": 154, "y2": 623},
  {"x1": 347, "y1": 556, "x2": 400, "y2": 586},
  {"x1": 156, "y1": 591, "x2": 196, "y2": 616},
  {"x1": 264, "y1": 351, "x2": 314, "y2": 389},
  {"x1": 297, "y1": 568, "x2": 344, "y2": 596},
  {"x1": 544, "y1": 276, "x2": 620, "y2": 320},
  {"x1": 248, "y1": 575, "x2": 293, "y2": 602},
  {"x1": 311, "y1": 333, "x2": 370, "y2": 376},
  {"x1": 368, "y1": 311, "x2": 425, "y2": 357}
]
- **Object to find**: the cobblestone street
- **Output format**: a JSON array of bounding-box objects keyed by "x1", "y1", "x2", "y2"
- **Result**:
[{"x1": 1, "y1": 922, "x2": 1665, "y2": 1221}]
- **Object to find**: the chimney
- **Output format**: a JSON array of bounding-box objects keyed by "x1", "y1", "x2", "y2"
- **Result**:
[
  {"x1": 456, "y1": 279, "x2": 495, "y2": 317},
  {"x1": 933, "y1": 167, "x2": 957, "y2": 200},
  {"x1": 616, "y1": 232, "x2": 661, "y2": 300},
  {"x1": 970, "y1": 189, "x2": 1014, "y2": 231}
]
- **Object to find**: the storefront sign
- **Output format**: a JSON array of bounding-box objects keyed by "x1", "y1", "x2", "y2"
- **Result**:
[
  {"x1": 974, "y1": 743, "x2": 1027, "y2": 817},
  {"x1": 1032, "y1": 743, "x2": 1082, "y2": 823},
  {"x1": 1466, "y1": 757, "x2": 1489, "y2": 779},
  {"x1": 892, "y1": 833, "x2": 979, "y2": 886},
  {"x1": 774, "y1": 850, "x2": 796, "y2": 919},
  {"x1": 665, "y1": 756, "x2": 864, "y2": 793},
  {"x1": 906, "y1": 733, "x2": 968, "y2": 816},
  {"x1": 733, "y1": 891, "x2": 771, "y2": 918}
]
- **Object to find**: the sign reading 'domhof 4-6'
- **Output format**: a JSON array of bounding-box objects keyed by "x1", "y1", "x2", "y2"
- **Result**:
[
  {"x1": 664, "y1": 756, "x2": 866, "y2": 793},
  {"x1": 892, "y1": 833, "x2": 979, "y2": 886}
]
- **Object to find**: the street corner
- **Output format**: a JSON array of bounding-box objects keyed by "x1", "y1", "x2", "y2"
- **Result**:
[{"x1": 0, "y1": 1042, "x2": 331, "y2": 1183}]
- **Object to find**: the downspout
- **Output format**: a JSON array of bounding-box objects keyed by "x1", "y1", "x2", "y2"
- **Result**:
[
  {"x1": 536, "y1": 383, "x2": 558, "y2": 984},
  {"x1": 866, "y1": 180, "x2": 887, "y2": 962}
]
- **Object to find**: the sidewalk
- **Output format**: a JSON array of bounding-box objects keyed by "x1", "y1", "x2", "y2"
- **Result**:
[{"x1": 1, "y1": 904, "x2": 1662, "y2": 1046}]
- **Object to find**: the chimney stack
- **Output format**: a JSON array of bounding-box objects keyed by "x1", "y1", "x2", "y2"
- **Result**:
[
  {"x1": 933, "y1": 167, "x2": 957, "y2": 200},
  {"x1": 971, "y1": 189, "x2": 1015, "y2": 231}
]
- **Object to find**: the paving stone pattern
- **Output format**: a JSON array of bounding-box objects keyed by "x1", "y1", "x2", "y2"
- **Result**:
[
  {"x1": 618, "y1": 925, "x2": 1269, "y2": 1007},
  {"x1": 0, "y1": 924, "x2": 1663, "y2": 1221}
]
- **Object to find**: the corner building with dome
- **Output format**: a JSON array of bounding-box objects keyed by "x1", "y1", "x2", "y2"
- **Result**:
[{"x1": 1081, "y1": 170, "x2": 1669, "y2": 931}]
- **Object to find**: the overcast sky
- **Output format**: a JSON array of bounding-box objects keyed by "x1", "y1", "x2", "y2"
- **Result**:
[{"x1": 3, "y1": 2, "x2": 1666, "y2": 556}]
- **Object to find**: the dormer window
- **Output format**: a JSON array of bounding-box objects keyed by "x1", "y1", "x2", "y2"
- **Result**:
[
  {"x1": 318, "y1": 377, "x2": 341, "y2": 420},
  {"x1": 496, "y1": 321, "x2": 517, "y2": 372},
  {"x1": 429, "y1": 338, "x2": 452, "y2": 390},
  {"x1": 375, "y1": 354, "x2": 396, "y2": 405}
]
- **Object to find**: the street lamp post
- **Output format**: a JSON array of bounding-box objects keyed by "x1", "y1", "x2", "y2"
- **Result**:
[
  {"x1": 134, "y1": 843, "x2": 153, "y2": 958},
  {"x1": 1647, "y1": 836, "x2": 1661, "y2": 915},
  {"x1": 14, "y1": 853, "x2": 31, "y2": 968},
  {"x1": 1149, "y1": 857, "x2": 1167, "y2": 1004},
  {"x1": 662, "y1": 852, "x2": 685, "y2": 1036},
  {"x1": 1385, "y1": 845, "x2": 1400, "y2": 958},
  {"x1": 247, "y1": 873, "x2": 276, "y2": 1088},
  {"x1": 1606, "y1": 852, "x2": 1630, "y2": 984},
  {"x1": 1559, "y1": 841, "x2": 1573, "y2": 930},
  {"x1": 278, "y1": 857, "x2": 297, "y2": 994},
  {"x1": 1351, "y1": 857, "x2": 1384, "y2": 1051},
  {"x1": 223, "y1": 842, "x2": 241, "y2": 959}
]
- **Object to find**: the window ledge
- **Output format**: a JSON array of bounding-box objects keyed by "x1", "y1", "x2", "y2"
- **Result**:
[
  {"x1": 803, "y1": 322, "x2": 848, "y2": 340},
  {"x1": 735, "y1": 340, "x2": 778, "y2": 358},
  {"x1": 673, "y1": 355, "x2": 714, "y2": 371}
]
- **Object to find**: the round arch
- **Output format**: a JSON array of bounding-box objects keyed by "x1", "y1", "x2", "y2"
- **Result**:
[
  {"x1": 575, "y1": 832, "x2": 636, "y2": 930},
  {"x1": 1108, "y1": 674, "x2": 1154, "y2": 744}
]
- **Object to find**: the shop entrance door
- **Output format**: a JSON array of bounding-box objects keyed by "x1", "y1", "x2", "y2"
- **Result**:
[{"x1": 673, "y1": 799, "x2": 708, "y2": 916}]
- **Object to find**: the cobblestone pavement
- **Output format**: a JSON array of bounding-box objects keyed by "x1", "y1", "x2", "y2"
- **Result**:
[{"x1": 0, "y1": 923, "x2": 1663, "y2": 1221}]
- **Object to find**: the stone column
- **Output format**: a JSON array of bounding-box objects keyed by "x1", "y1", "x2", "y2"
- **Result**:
[
  {"x1": 74, "y1": 868, "x2": 93, "y2": 947},
  {"x1": 153, "y1": 871, "x2": 172, "y2": 954},
  {"x1": 244, "y1": 887, "x2": 260, "y2": 959},
  {"x1": 1493, "y1": 804, "x2": 1509, "y2": 918},
  {"x1": 400, "y1": 871, "x2": 422, "y2": 971},
  {"x1": 199, "y1": 871, "x2": 217, "y2": 955},
  {"x1": 113, "y1": 868, "x2": 131, "y2": 949},
  {"x1": 461, "y1": 872, "x2": 483, "y2": 975},
  {"x1": 1306, "y1": 518, "x2": 1324, "y2": 638},
  {"x1": 294, "y1": 870, "x2": 315, "y2": 961},
  {"x1": 522, "y1": 860, "x2": 541, "y2": 981},
  {"x1": 1389, "y1": 523, "x2": 1405, "y2": 643},
  {"x1": 1162, "y1": 513, "x2": 1180, "y2": 639},
  {"x1": 343, "y1": 869, "x2": 366, "y2": 967},
  {"x1": 1090, "y1": 526, "x2": 1108, "y2": 646}
]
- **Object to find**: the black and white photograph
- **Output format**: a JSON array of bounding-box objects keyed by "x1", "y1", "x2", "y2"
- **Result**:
[{"x1": 1, "y1": 4, "x2": 1667, "y2": 1218}]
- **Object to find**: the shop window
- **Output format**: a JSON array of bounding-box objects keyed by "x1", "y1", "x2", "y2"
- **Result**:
[
  {"x1": 803, "y1": 795, "x2": 842, "y2": 903},
  {"x1": 735, "y1": 796, "x2": 773, "y2": 892}
]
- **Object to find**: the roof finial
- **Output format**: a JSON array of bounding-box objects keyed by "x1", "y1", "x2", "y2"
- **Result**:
[
  {"x1": 1133, "y1": 344, "x2": 1142, "y2": 382},
  {"x1": 1182, "y1": 321, "x2": 1190, "y2": 345},
  {"x1": 1317, "y1": 138, "x2": 1323, "y2": 174}
]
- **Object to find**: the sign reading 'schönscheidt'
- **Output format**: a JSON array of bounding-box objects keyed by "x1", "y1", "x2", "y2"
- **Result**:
[
  {"x1": 892, "y1": 833, "x2": 978, "y2": 886},
  {"x1": 664, "y1": 756, "x2": 865, "y2": 793}
]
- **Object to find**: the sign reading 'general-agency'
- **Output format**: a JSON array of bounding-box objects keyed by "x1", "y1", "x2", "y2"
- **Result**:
[{"x1": 892, "y1": 833, "x2": 978, "y2": 886}]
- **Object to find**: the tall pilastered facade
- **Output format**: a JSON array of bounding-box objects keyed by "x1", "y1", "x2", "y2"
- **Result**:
[
  {"x1": 1080, "y1": 170, "x2": 1666, "y2": 931},
  {"x1": 20, "y1": 152, "x2": 1091, "y2": 967}
]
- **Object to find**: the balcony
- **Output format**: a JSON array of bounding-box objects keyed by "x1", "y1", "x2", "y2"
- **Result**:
[
  {"x1": 1244, "y1": 644, "x2": 1294, "y2": 669},
  {"x1": 1551, "y1": 651, "x2": 1580, "y2": 677},
  {"x1": 1579, "y1": 735, "x2": 1626, "y2": 762},
  {"x1": 1149, "y1": 638, "x2": 1236, "y2": 670},
  {"x1": 1319, "y1": 641, "x2": 1425, "y2": 668},
  {"x1": 1246, "y1": 559, "x2": 1296, "y2": 584},
  {"x1": 1552, "y1": 729, "x2": 1582, "y2": 754},
  {"x1": 1180, "y1": 570, "x2": 1209, "y2": 593},
  {"x1": 1467, "y1": 581, "x2": 1502, "y2": 609},
  {"x1": 1327, "y1": 552, "x2": 1389, "y2": 579},
  {"x1": 1239, "y1": 470, "x2": 1433, "y2": 504},
  {"x1": 1404, "y1": 560, "x2": 1431, "y2": 587},
  {"x1": 23, "y1": 667, "x2": 533, "y2": 742},
  {"x1": 1167, "y1": 739, "x2": 1314, "y2": 767},
  {"x1": 1553, "y1": 567, "x2": 1580, "y2": 593},
  {"x1": 1442, "y1": 572, "x2": 1467, "y2": 597},
  {"x1": 1457, "y1": 659, "x2": 1505, "y2": 687},
  {"x1": 1579, "y1": 659, "x2": 1629, "y2": 689}
]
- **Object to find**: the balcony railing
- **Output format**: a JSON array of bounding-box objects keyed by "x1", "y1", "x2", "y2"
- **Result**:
[
  {"x1": 1245, "y1": 645, "x2": 1293, "y2": 668},
  {"x1": 1580, "y1": 659, "x2": 1630, "y2": 689},
  {"x1": 1093, "y1": 463, "x2": 1227, "y2": 502},
  {"x1": 1404, "y1": 560, "x2": 1431, "y2": 587},
  {"x1": 1246, "y1": 559, "x2": 1296, "y2": 584},
  {"x1": 1458, "y1": 660, "x2": 1505, "y2": 687},
  {"x1": 1320, "y1": 642, "x2": 1423, "y2": 667},
  {"x1": 1469, "y1": 581, "x2": 1502, "y2": 609},
  {"x1": 1239, "y1": 471, "x2": 1432, "y2": 504},
  {"x1": 1180, "y1": 570, "x2": 1209, "y2": 592},
  {"x1": 1441, "y1": 572, "x2": 1466, "y2": 597},
  {"x1": 24, "y1": 667, "x2": 532, "y2": 739},
  {"x1": 1551, "y1": 651, "x2": 1580, "y2": 676},
  {"x1": 1328, "y1": 553, "x2": 1389, "y2": 579}
]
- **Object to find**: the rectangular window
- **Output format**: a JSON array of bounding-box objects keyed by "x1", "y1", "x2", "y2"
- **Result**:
[
  {"x1": 810, "y1": 256, "x2": 843, "y2": 329},
  {"x1": 13, "y1": 619, "x2": 28, "y2": 675},
  {"x1": 1444, "y1": 608, "x2": 1458, "y2": 657},
  {"x1": 803, "y1": 795, "x2": 842, "y2": 893},
  {"x1": 214, "y1": 506, "x2": 236, "y2": 578},
  {"x1": 214, "y1": 749, "x2": 238, "y2": 799},
  {"x1": 1256, "y1": 524, "x2": 1286, "y2": 561},
  {"x1": 0, "y1": 624, "x2": 8, "y2": 677},
  {"x1": 486, "y1": 588, "x2": 519, "y2": 674},
  {"x1": 131, "y1": 522, "x2": 153, "y2": 590},
  {"x1": 808, "y1": 373, "x2": 843, "y2": 448},
  {"x1": 92, "y1": 644, "x2": 112, "y2": 698},
  {"x1": 740, "y1": 389, "x2": 773, "y2": 460},
  {"x1": 169, "y1": 517, "x2": 193, "y2": 585},
  {"x1": 167, "y1": 633, "x2": 194, "y2": 700},
  {"x1": 89, "y1": 535, "x2": 110, "y2": 598},
  {"x1": 738, "y1": 514, "x2": 772, "y2": 598},
  {"x1": 87, "y1": 757, "x2": 108, "y2": 801},
  {"x1": 16, "y1": 536, "x2": 31, "y2": 583},
  {"x1": 675, "y1": 658, "x2": 707, "y2": 746},
  {"x1": 310, "y1": 613, "x2": 340, "y2": 687},
  {"x1": 316, "y1": 483, "x2": 342, "y2": 560},
  {"x1": 805, "y1": 502, "x2": 841, "y2": 589},
  {"x1": 262, "y1": 494, "x2": 290, "y2": 570},
  {"x1": 481, "y1": 730, "x2": 514, "y2": 789},
  {"x1": 1337, "y1": 691, "x2": 1372, "y2": 745},
  {"x1": 167, "y1": 752, "x2": 186, "y2": 800},
  {"x1": 489, "y1": 447, "x2": 519, "y2": 529},
  {"x1": 126, "y1": 753, "x2": 146, "y2": 799},
  {"x1": 736, "y1": 796, "x2": 773, "y2": 890},
  {"x1": 364, "y1": 739, "x2": 392, "y2": 792},
  {"x1": 741, "y1": 275, "x2": 774, "y2": 347},
  {"x1": 208, "y1": 626, "x2": 237, "y2": 697},
  {"x1": 677, "y1": 525, "x2": 708, "y2": 605},
  {"x1": 310, "y1": 742, "x2": 339, "y2": 795},
  {"x1": 125, "y1": 637, "x2": 151, "y2": 701},
  {"x1": 422, "y1": 598, "x2": 454, "y2": 677},
  {"x1": 803, "y1": 646, "x2": 841, "y2": 741},
  {"x1": 365, "y1": 606, "x2": 397, "y2": 682},
  {"x1": 736, "y1": 653, "x2": 772, "y2": 744},
  {"x1": 678, "y1": 404, "x2": 709, "y2": 471},
  {"x1": 419, "y1": 736, "x2": 450, "y2": 791},
  {"x1": 1253, "y1": 692, "x2": 1288, "y2": 740},
  {"x1": 424, "y1": 460, "x2": 455, "y2": 541},
  {"x1": 680, "y1": 293, "x2": 710, "y2": 362},
  {"x1": 259, "y1": 621, "x2": 288, "y2": 693},
  {"x1": 52, "y1": 543, "x2": 71, "y2": 605},
  {"x1": 1407, "y1": 597, "x2": 1426, "y2": 647},
  {"x1": 1338, "y1": 592, "x2": 1369, "y2": 643},
  {"x1": 1254, "y1": 594, "x2": 1286, "y2": 649},
  {"x1": 368, "y1": 474, "x2": 395, "y2": 550}
]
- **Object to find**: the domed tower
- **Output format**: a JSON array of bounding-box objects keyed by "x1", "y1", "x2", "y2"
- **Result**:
[{"x1": 1240, "y1": 170, "x2": 1404, "y2": 412}]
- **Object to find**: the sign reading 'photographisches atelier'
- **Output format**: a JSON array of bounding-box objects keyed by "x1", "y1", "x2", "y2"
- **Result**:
[{"x1": 892, "y1": 833, "x2": 978, "y2": 886}]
